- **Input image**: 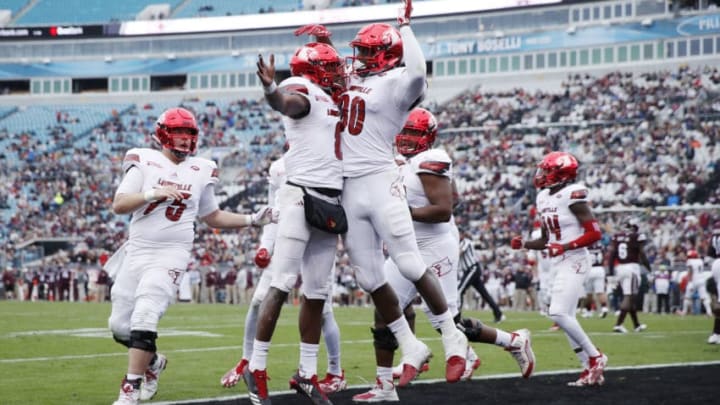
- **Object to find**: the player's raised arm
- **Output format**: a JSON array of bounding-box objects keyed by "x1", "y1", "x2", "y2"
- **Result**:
[{"x1": 257, "y1": 53, "x2": 311, "y2": 118}]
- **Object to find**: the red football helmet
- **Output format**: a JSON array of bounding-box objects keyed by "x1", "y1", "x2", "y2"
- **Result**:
[
  {"x1": 155, "y1": 107, "x2": 198, "y2": 157},
  {"x1": 349, "y1": 23, "x2": 403, "y2": 76},
  {"x1": 290, "y1": 42, "x2": 346, "y2": 96},
  {"x1": 534, "y1": 151, "x2": 579, "y2": 189},
  {"x1": 396, "y1": 108, "x2": 438, "y2": 157},
  {"x1": 687, "y1": 249, "x2": 699, "y2": 259}
]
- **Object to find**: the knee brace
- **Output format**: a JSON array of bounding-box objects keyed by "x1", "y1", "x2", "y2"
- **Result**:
[
  {"x1": 371, "y1": 327, "x2": 399, "y2": 352},
  {"x1": 113, "y1": 334, "x2": 131, "y2": 348},
  {"x1": 129, "y1": 330, "x2": 158, "y2": 353},
  {"x1": 456, "y1": 317, "x2": 485, "y2": 342}
]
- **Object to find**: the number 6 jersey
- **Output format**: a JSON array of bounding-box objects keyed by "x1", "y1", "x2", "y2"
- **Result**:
[{"x1": 117, "y1": 148, "x2": 219, "y2": 248}]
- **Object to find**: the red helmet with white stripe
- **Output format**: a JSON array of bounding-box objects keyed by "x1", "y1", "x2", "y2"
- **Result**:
[{"x1": 534, "y1": 151, "x2": 579, "y2": 189}]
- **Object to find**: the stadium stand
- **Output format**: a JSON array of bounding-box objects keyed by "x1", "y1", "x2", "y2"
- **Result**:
[
  {"x1": 16, "y1": 0, "x2": 184, "y2": 25},
  {"x1": 0, "y1": 1, "x2": 719, "y2": 324}
]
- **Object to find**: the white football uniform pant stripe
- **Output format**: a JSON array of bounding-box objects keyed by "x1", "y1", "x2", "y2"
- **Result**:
[
  {"x1": 342, "y1": 169, "x2": 426, "y2": 293},
  {"x1": 384, "y1": 231, "x2": 459, "y2": 322},
  {"x1": 108, "y1": 242, "x2": 190, "y2": 338},
  {"x1": 268, "y1": 184, "x2": 337, "y2": 300}
]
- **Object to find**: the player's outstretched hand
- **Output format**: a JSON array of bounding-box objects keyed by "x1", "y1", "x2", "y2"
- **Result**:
[
  {"x1": 256, "y1": 54, "x2": 276, "y2": 88},
  {"x1": 546, "y1": 243, "x2": 565, "y2": 257},
  {"x1": 294, "y1": 24, "x2": 332, "y2": 39},
  {"x1": 398, "y1": 0, "x2": 412, "y2": 26},
  {"x1": 510, "y1": 236, "x2": 523, "y2": 250}
]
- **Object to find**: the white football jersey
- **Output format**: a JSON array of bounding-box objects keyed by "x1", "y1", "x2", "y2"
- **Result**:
[
  {"x1": 279, "y1": 76, "x2": 343, "y2": 190},
  {"x1": 403, "y1": 148, "x2": 453, "y2": 241},
  {"x1": 341, "y1": 69, "x2": 420, "y2": 178},
  {"x1": 117, "y1": 148, "x2": 218, "y2": 248},
  {"x1": 535, "y1": 183, "x2": 590, "y2": 254}
]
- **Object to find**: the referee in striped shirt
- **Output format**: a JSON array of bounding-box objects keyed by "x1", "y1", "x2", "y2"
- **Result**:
[{"x1": 458, "y1": 233, "x2": 505, "y2": 323}]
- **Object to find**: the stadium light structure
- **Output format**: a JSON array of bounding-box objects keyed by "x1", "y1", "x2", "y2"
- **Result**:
[
  {"x1": 104, "y1": 55, "x2": 113, "y2": 63},
  {"x1": 566, "y1": 25, "x2": 576, "y2": 35},
  {"x1": 641, "y1": 18, "x2": 653, "y2": 27}
]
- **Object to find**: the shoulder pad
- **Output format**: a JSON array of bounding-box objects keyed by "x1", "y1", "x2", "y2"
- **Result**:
[
  {"x1": 122, "y1": 148, "x2": 144, "y2": 172},
  {"x1": 414, "y1": 149, "x2": 452, "y2": 177}
]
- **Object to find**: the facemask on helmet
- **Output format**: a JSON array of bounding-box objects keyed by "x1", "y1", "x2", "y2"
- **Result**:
[
  {"x1": 348, "y1": 23, "x2": 403, "y2": 77},
  {"x1": 534, "y1": 151, "x2": 579, "y2": 189},
  {"x1": 395, "y1": 108, "x2": 437, "y2": 157},
  {"x1": 290, "y1": 42, "x2": 346, "y2": 97},
  {"x1": 155, "y1": 107, "x2": 199, "y2": 159}
]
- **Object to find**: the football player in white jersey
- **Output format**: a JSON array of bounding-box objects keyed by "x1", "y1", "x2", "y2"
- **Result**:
[
  {"x1": 108, "y1": 107, "x2": 277, "y2": 405},
  {"x1": 298, "y1": 1, "x2": 469, "y2": 389},
  {"x1": 220, "y1": 155, "x2": 347, "y2": 395},
  {"x1": 510, "y1": 151, "x2": 607, "y2": 387},
  {"x1": 353, "y1": 109, "x2": 535, "y2": 401},
  {"x1": 582, "y1": 241, "x2": 609, "y2": 319},
  {"x1": 240, "y1": 42, "x2": 346, "y2": 405},
  {"x1": 683, "y1": 249, "x2": 712, "y2": 316}
]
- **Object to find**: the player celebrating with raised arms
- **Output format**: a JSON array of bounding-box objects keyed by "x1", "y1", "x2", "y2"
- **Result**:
[
  {"x1": 108, "y1": 107, "x2": 277, "y2": 405},
  {"x1": 240, "y1": 42, "x2": 347, "y2": 405},
  {"x1": 510, "y1": 151, "x2": 608, "y2": 387}
]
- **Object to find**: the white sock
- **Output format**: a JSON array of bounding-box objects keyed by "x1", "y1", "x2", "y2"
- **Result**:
[
  {"x1": 126, "y1": 373, "x2": 143, "y2": 381},
  {"x1": 322, "y1": 312, "x2": 342, "y2": 375},
  {"x1": 249, "y1": 339, "x2": 270, "y2": 371},
  {"x1": 377, "y1": 366, "x2": 393, "y2": 382},
  {"x1": 298, "y1": 342, "x2": 319, "y2": 378},
  {"x1": 242, "y1": 302, "x2": 260, "y2": 360},
  {"x1": 494, "y1": 329, "x2": 512, "y2": 347},
  {"x1": 388, "y1": 317, "x2": 416, "y2": 351}
]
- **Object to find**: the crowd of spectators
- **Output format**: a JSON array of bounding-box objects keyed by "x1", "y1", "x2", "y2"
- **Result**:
[{"x1": 0, "y1": 67, "x2": 718, "y2": 319}]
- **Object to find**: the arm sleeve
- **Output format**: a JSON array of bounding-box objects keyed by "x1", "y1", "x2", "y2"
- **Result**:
[
  {"x1": 197, "y1": 184, "x2": 220, "y2": 218},
  {"x1": 395, "y1": 25, "x2": 426, "y2": 111},
  {"x1": 115, "y1": 166, "x2": 144, "y2": 195}
]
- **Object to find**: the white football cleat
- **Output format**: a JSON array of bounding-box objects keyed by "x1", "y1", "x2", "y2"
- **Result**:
[
  {"x1": 441, "y1": 328, "x2": 468, "y2": 383},
  {"x1": 587, "y1": 353, "x2": 608, "y2": 386},
  {"x1": 613, "y1": 325, "x2": 628, "y2": 334},
  {"x1": 708, "y1": 334, "x2": 720, "y2": 344},
  {"x1": 634, "y1": 324, "x2": 647, "y2": 332},
  {"x1": 352, "y1": 378, "x2": 399, "y2": 403},
  {"x1": 140, "y1": 353, "x2": 167, "y2": 400},
  {"x1": 398, "y1": 340, "x2": 432, "y2": 387},
  {"x1": 318, "y1": 370, "x2": 348, "y2": 394},
  {"x1": 113, "y1": 377, "x2": 141, "y2": 405},
  {"x1": 507, "y1": 328, "x2": 535, "y2": 378}
]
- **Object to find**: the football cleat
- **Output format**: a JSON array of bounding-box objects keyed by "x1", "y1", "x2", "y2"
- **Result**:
[
  {"x1": 289, "y1": 372, "x2": 332, "y2": 405},
  {"x1": 600, "y1": 307, "x2": 609, "y2": 318},
  {"x1": 140, "y1": 353, "x2": 167, "y2": 400},
  {"x1": 461, "y1": 354, "x2": 481, "y2": 381},
  {"x1": 391, "y1": 362, "x2": 429, "y2": 380},
  {"x1": 548, "y1": 323, "x2": 560, "y2": 331},
  {"x1": 567, "y1": 369, "x2": 590, "y2": 387},
  {"x1": 221, "y1": 358, "x2": 249, "y2": 388},
  {"x1": 708, "y1": 334, "x2": 720, "y2": 344},
  {"x1": 352, "y1": 378, "x2": 399, "y2": 403},
  {"x1": 507, "y1": 329, "x2": 535, "y2": 378},
  {"x1": 243, "y1": 368, "x2": 272, "y2": 405},
  {"x1": 613, "y1": 325, "x2": 628, "y2": 334},
  {"x1": 634, "y1": 324, "x2": 647, "y2": 332},
  {"x1": 318, "y1": 370, "x2": 347, "y2": 394},
  {"x1": 441, "y1": 328, "x2": 468, "y2": 383},
  {"x1": 587, "y1": 353, "x2": 608, "y2": 386},
  {"x1": 398, "y1": 340, "x2": 432, "y2": 387},
  {"x1": 113, "y1": 377, "x2": 141, "y2": 405}
]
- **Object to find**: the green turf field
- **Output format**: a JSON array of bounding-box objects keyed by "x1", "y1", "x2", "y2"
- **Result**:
[{"x1": 1, "y1": 301, "x2": 718, "y2": 405}]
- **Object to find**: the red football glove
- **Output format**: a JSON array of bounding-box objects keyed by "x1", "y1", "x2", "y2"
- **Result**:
[
  {"x1": 546, "y1": 243, "x2": 565, "y2": 257},
  {"x1": 398, "y1": 0, "x2": 413, "y2": 26},
  {"x1": 510, "y1": 236, "x2": 523, "y2": 250},
  {"x1": 254, "y1": 248, "x2": 271, "y2": 269},
  {"x1": 293, "y1": 24, "x2": 331, "y2": 39}
]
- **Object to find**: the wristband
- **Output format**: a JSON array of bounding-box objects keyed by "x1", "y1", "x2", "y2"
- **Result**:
[
  {"x1": 263, "y1": 82, "x2": 278, "y2": 95},
  {"x1": 144, "y1": 189, "x2": 156, "y2": 202}
]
